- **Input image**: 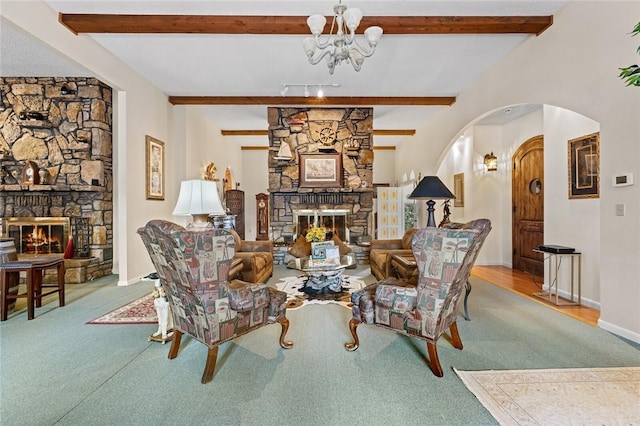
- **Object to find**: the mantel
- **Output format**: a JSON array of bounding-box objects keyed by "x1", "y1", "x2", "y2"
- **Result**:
[{"x1": 0, "y1": 184, "x2": 106, "y2": 192}]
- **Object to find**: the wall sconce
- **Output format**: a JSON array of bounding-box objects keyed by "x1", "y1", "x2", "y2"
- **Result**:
[{"x1": 484, "y1": 152, "x2": 498, "y2": 172}]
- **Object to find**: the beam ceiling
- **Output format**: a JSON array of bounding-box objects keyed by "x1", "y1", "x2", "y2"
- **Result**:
[
  {"x1": 169, "y1": 96, "x2": 455, "y2": 106},
  {"x1": 59, "y1": 14, "x2": 553, "y2": 36},
  {"x1": 221, "y1": 129, "x2": 416, "y2": 136}
]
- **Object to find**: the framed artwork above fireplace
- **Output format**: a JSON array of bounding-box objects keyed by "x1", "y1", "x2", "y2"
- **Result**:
[{"x1": 299, "y1": 152, "x2": 342, "y2": 188}]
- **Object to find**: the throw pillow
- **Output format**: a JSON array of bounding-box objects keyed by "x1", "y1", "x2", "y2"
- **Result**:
[
  {"x1": 332, "y1": 234, "x2": 352, "y2": 256},
  {"x1": 289, "y1": 235, "x2": 311, "y2": 258}
]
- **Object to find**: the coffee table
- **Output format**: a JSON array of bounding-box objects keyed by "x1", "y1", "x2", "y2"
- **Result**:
[{"x1": 287, "y1": 255, "x2": 356, "y2": 294}]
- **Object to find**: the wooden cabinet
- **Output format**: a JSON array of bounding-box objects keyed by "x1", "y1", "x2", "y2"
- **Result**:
[
  {"x1": 256, "y1": 193, "x2": 269, "y2": 240},
  {"x1": 225, "y1": 189, "x2": 245, "y2": 239}
]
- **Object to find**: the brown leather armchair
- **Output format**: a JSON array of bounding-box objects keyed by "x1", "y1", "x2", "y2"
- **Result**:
[
  {"x1": 230, "y1": 230, "x2": 274, "y2": 283},
  {"x1": 368, "y1": 228, "x2": 418, "y2": 280}
]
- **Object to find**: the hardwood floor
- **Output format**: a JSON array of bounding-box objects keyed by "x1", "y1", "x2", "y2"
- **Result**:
[{"x1": 472, "y1": 265, "x2": 600, "y2": 327}]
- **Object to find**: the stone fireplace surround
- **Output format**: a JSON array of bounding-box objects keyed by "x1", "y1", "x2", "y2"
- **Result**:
[
  {"x1": 267, "y1": 107, "x2": 374, "y2": 251},
  {"x1": 0, "y1": 77, "x2": 113, "y2": 281}
]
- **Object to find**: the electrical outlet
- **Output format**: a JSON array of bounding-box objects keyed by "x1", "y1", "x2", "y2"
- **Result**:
[{"x1": 615, "y1": 204, "x2": 625, "y2": 216}]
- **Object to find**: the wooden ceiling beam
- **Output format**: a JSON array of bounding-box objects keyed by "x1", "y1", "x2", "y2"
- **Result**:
[
  {"x1": 222, "y1": 129, "x2": 416, "y2": 136},
  {"x1": 59, "y1": 14, "x2": 553, "y2": 36},
  {"x1": 170, "y1": 96, "x2": 455, "y2": 106}
]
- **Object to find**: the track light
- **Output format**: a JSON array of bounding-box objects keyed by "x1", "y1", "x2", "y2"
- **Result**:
[{"x1": 279, "y1": 83, "x2": 340, "y2": 98}]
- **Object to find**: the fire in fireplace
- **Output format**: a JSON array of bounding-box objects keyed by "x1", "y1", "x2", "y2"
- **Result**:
[
  {"x1": 293, "y1": 209, "x2": 349, "y2": 242},
  {"x1": 2, "y1": 217, "x2": 70, "y2": 255}
]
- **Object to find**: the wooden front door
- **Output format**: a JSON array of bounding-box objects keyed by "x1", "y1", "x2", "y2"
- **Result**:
[{"x1": 512, "y1": 135, "x2": 544, "y2": 276}]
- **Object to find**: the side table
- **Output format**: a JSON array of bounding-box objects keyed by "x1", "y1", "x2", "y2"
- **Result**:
[{"x1": 532, "y1": 249, "x2": 582, "y2": 306}]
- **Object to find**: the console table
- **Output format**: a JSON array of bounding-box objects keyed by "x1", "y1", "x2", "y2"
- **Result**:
[{"x1": 532, "y1": 249, "x2": 582, "y2": 306}]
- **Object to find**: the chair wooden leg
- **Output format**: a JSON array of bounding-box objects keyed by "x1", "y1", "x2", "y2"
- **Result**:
[
  {"x1": 345, "y1": 319, "x2": 361, "y2": 351},
  {"x1": 26, "y1": 269, "x2": 35, "y2": 320},
  {"x1": 34, "y1": 270, "x2": 43, "y2": 308},
  {"x1": 168, "y1": 330, "x2": 182, "y2": 360},
  {"x1": 278, "y1": 317, "x2": 293, "y2": 349},
  {"x1": 426, "y1": 342, "x2": 444, "y2": 377},
  {"x1": 57, "y1": 262, "x2": 65, "y2": 307},
  {"x1": 0, "y1": 270, "x2": 9, "y2": 321},
  {"x1": 201, "y1": 346, "x2": 219, "y2": 384},
  {"x1": 449, "y1": 321, "x2": 463, "y2": 350}
]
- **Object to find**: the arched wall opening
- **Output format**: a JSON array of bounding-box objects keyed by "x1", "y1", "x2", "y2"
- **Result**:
[{"x1": 436, "y1": 103, "x2": 601, "y2": 308}]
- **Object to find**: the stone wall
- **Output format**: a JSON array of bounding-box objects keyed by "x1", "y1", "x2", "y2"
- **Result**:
[
  {"x1": 268, "y1": 107, "x2": 374, "y2": 243},
  {"x1": 0, "y1": 77, "x2": 113, "y2": 279}
]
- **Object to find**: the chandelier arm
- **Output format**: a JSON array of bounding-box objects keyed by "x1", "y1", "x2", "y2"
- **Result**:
[
  {"x1": 307, "y1": 49, "x2": 334, "y2": 66},
  {"x1": 349, "y1": 39, "x2": 377, "y2": 58},
  {"x1": 348, "y1": 56, "x2": 363, "y2": 72}
]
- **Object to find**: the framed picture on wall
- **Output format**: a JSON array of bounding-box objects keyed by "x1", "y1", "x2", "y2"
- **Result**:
[
  {"x1": 299, "y1": 152, "x2": 342, "y2": 188},
  {"x1": 145, "y1": 135, "x2": 165, "y2": 200},
  {"x1": 568, "y1": 132, "x2": 599, "y2": 199},
  {"x1": 453, "y1": 173, "x2": 464, "y2": 207}
]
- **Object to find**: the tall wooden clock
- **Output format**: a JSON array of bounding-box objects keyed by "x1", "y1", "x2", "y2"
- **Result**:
[{"x1": 256, "y1": 193, "x2": 269, "y2": 240}]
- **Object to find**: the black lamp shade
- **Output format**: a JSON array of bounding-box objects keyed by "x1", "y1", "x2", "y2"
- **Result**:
[{"x1": 409, "y1": 176, "x2": 455, "y2": 200}]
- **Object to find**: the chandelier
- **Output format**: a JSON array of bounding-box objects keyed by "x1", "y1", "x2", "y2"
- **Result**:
[{"x1": 303, "y1": 0, "x2": 383, "y2": 74}]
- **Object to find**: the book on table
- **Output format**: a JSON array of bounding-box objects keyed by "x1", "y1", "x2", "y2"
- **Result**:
[{"x1": 310, "y1": 241, "x2": 340, "y2": 267}]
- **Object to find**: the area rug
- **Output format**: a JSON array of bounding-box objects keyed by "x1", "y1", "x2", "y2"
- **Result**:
[
  {"x1": 275, "y1": 274, "x2": 367, "y2": 310},
  {"x1": 454, "y1": 366, "x2": 640, "y2": 425},
  {"x1": 87, "y1": 293, "x2": 157, "y2": 324}
]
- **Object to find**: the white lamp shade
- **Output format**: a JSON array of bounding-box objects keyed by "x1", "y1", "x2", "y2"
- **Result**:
[
  {"x1": 307, "y1": 14, "x2": 326, "y2": 35},
  {"x1": 365, "y1": 26, "x2": 383, "y2": 45},
  {"x1": 343, "y1": 7, "x2": 362, "y2": 31},
  {"x1": 303, "y1": 37, "x2": 317, "y2": 56},
  {"x1": 172, "y1": 180, "x2": 225, "y2": 216}
]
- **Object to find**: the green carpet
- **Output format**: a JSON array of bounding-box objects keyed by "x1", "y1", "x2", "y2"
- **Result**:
[{"x1": 1, "y1": 265, "x2": 638, "y2": 426}]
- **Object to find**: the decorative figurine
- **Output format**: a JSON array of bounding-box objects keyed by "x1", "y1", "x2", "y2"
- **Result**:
[
  {"x1": 439, "y1": 199, "x2": 451, "y2": 227},
  {"x1": 148, "y1": 280, "x2": 174, "y2": 344}
]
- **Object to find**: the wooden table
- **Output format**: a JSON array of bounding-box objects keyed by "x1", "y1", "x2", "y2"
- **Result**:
[{"x1": 390, "y1": 253, "x2": 418, "y2": 282}]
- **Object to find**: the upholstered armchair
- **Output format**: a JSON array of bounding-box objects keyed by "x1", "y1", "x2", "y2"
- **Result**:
[
  {"x1": 138, "y1": 220, "x2": 293, "y2": 384},
  {"x1": 229, "y1": 229, "x2": 274, "y2": 283},
  {"x1": 368, "y1": 228, "x2": 418, "y2": 280},
  {"x1": 346, "y1": 219, "x2": 491, "y2": 377}
]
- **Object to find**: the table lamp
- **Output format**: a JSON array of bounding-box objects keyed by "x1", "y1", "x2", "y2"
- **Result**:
[
  {"x1": 408, "y1": 176, "x2": 455, "y2": 227},
  {"x1": 172, "y1": 179, "x2": 226, "y2": 228}
]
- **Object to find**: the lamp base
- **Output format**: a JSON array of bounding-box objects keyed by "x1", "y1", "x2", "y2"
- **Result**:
[
  {"x1": 188, "y1": 214, "x2": 213, "y2": 231},
  {"x1": 426, "y1": 200, "x2": 437, "y2": 228}
]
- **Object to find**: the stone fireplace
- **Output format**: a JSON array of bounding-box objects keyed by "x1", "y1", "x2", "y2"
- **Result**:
[
  {"x1": 268, "y1": 107, "x2": 374, "y2": 246},
  {"x1": 0, "y1": 77, "x2": 113, "y2": 280}
]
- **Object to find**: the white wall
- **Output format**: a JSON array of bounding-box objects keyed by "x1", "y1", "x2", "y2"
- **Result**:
[
  {"x1": 542, "y1": 106, "x2": 600, "y2": 307},
  {"x1": 395, "y1": 1, "x2": 640, "y2": 341}
]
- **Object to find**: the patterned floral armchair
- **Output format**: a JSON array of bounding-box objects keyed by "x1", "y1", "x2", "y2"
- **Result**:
[
  {"x1": 138, "y1": 220, "x2": 293, "y2": 384},
  {"x1": 345, "y1": 219, "x2": 491, "y2": 377}
]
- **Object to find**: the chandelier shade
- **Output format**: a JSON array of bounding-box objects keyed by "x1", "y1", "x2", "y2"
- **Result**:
[{"x1": 303, "y1": 0, "x2": 383, "y2": 74}]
